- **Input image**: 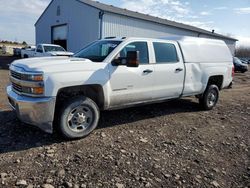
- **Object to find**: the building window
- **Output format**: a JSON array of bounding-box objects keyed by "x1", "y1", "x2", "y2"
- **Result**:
[{"x1": 57, "y1": 6, "x2": 61, "y2": 16}]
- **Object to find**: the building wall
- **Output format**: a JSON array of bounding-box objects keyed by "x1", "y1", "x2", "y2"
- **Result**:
[
  {"x1": 36, "y1": 0, "x2": 100, "y2": 52},
  {"x1": 36, "y1": 0, "x2": 236, "y2": 54},
  {"x1": 102, "y1": 13, "x2": 236, "y2": 55},
  {"x1": 102, "y1": 13, "x2": 198, "y2": 38}
]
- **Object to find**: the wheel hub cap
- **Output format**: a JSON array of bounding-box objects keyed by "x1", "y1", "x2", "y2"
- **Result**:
[
  {"x1": 67, "y1": 105, "x2": 93, "y2": 133},
  {"x1": 76, "y1": 113, "x2": 86, "y2": 124},
  {"x1": 208, "y1": 91, "x2": 217, "y2": 106}
]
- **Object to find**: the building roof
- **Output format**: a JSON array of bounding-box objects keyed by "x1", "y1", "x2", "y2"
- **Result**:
[{"x1": 36, "y1": 0, "x2": 237, "y2": 41}]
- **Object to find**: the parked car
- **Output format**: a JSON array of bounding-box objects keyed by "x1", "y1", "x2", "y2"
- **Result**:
[
  {"x1": 21, "y1": 44, "x2": 73, "y2": 58},
  {"x1": 239, "y1": 57, "x2": 250, "y2": 64},
  {"x1": 241, "y1": 60, "x2": 249, "y2": 65},
  {"x1": 7, "y1": 37, "x2": 234, "y2": 139},
  {"x1": 20, "y1": 46, "x2": 36, "y2": 58},
  {"x1": 21, "y1": 46, "x2": 36, "y2": 58},
  {"x1": 233, "y1": 57, "x2": 248, "y2": 73}
]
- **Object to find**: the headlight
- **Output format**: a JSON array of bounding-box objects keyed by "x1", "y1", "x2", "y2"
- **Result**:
[
  {"x1": 22, "y1": 86, "x2": 44, "y2": 95},
  {"x1": 10, "y1": 70, "x2": 44, "y2": 96},
  {"x1": 22, "y1": 74, "x2": 43, "y2": 81},
  {"x1": 30, "y1": 87, "x2": 44, "y2": 95}
]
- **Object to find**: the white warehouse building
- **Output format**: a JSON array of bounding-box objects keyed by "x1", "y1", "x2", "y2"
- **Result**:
[{"x1": 35, "y1": 0, "x2": 237, "y2": 54}]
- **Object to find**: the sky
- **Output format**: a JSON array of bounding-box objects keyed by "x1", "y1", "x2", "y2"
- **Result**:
[{"x1": 0, "y1": 0, "x2": 250, "y2": 47}]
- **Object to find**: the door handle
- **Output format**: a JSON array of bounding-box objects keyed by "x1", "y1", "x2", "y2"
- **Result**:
[
  {"x1": 175, "y1": 68, "x2": 183, "y2": 72},
  {"x1": 143, "y1": 69, "x2": 153, "y2": 74}
]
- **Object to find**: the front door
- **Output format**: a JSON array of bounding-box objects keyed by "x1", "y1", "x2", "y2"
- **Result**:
[{"x1": 108, "y1": 41, "x2": 154, "y2": 108}]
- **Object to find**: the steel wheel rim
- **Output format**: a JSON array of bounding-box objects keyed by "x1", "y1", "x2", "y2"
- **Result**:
[
  {"x1": 207, "y1": 90, "x2": 217, "y2": 107},
  {"x1": 67, "y1": 105, "x2": 93, "y2": 133}
]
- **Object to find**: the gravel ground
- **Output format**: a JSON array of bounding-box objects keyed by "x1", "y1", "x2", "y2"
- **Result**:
[{"x1": 0, "y1": 56, "x2": 249, "y2": 188}]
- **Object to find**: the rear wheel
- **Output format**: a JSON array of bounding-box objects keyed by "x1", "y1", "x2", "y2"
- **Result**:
[
  {"x1": 23, "y1": 54, "x2": 28, "y2": 58},
  {"x1": 199, "y1": 85, "x2": 219, "y2": 110},
  {"x1": 58, "y1": 96, "x2": 100, "y2": 139}
]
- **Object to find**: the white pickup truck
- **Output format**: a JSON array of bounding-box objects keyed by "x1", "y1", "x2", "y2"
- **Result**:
[
  {"x1": 7, "y1": 37, "x2": 234, "y2": 139},
  {"x1": 21, "y1": 44, "x2": 73, "y2": 58}
]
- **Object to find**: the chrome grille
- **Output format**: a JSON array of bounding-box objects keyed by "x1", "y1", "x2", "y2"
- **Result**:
[
  {"x1": 12, "y1": 82, "x2": 22, "y2": 93},
  {"x1": 10, "y1": 69, "x2": 23, "y2": 94},
  {"x1": 10, "y1": 70, "x2": 22, "y2": 80},
  {"x1": 9, "y1": 66, "x2": 44, "y2": 97}
]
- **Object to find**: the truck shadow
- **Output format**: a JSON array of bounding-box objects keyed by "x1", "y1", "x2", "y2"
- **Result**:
[
  {"x1": 98, "y1": 98, "x2": 201, "y2": 129},
  {"x1": 0, "y1": 98, "x2": 201, "y2": 154}
]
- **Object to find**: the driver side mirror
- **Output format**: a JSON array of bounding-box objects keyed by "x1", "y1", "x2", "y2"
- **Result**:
[
  {"x1": 112, "y1": 51, "x2": 140, "y2": 67},
  {"x1": 126, "y1": 51, "x2": 139, "y2": 67},
  {"x1": 112, "y1": 57, "x2": 127, "y2": 66}
]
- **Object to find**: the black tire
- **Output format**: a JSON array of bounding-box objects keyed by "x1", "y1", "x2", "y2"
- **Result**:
[
  {"x1": 199, "y1": 85, "x2": 219, "y2": 110},
  {"x1": 58, "y1": 96, "x2": 100, "y2": 139},
  {"x1": 23, "y1": 54, "x2": 28, "y2": 58}
]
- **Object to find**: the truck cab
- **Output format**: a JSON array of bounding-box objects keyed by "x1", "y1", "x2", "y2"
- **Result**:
[{"x1": 7, "y1": 37, "x2": 234, "y2": 139}]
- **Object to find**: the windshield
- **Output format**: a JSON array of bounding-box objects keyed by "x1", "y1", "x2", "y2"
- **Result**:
[
  {"x1": 234, "y1": 57, "x2": 242, "y2": 65},
  {"x1": 74, "y1": 40, "x2": 122, "y2": 62},
  {"x1": 44, "y1": 45, "x2": 65, "y2": 52}
]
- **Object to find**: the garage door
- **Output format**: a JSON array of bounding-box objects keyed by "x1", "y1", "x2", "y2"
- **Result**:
[{"x1": 52, "y1": 24, "x2": 68, "y2": 50}]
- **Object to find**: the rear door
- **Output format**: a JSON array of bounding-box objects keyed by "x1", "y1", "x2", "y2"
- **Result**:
[
  {"x1": 152, "y1": 41, "x2": 185, "y2": 99},
  {"x1": 108, "y1": 41, "x2": 154, "y2": 107}
]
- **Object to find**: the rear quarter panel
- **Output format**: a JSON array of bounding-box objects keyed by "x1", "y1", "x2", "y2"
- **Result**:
[{"x1": 183, "y1": 61, "x2": 233, "y2": 96}]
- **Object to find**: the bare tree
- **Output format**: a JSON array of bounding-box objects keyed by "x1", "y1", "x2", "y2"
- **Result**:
[{"x1": 235, "y1": 46, "x2": 250, "y2": 58}]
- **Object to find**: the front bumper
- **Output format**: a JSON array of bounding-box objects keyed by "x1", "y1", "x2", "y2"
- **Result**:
[{"x1": 6, "y1": 85, "x2": 56, "y2": 134}]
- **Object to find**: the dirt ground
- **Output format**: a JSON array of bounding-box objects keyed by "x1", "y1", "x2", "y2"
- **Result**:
[{"x1": 0, "y1": 56, "x2": 249, "y2": 188}]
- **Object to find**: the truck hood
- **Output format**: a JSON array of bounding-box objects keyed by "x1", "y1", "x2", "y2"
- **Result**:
[
  {"x1": 48, "y1": 51, "x2": 74, "y2": 56},
  {"x1": 11, "y1": 57, "x2": 107, "y2": 73}
]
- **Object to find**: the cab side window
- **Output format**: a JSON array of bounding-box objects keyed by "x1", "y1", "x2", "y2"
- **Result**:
[
  {"x1": 37, "y1": 45, "x2": 43, "y2": 53},
  {"x1": 153, "y1": 42, "x2": 179, "y2": 63},
  {"x1": 119, "y1": 42, "x2": 149, "y2": 64}
]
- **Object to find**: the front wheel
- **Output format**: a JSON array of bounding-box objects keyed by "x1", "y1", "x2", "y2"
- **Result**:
[
  {"x1": 58, "y1": 96, "x2": 100, "y2": 139},
  {"x1": 199, "y1": 85, "x2": 219, "y2": 110}
]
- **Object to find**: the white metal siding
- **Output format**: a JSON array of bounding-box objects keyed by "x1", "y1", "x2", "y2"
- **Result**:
[
  {"x1": 36, "y1": 0, "x2": 100, "y2": 52},
  {"x1": 102, "y1": 13, "x2": 198, "y2": 39},
  {"x1": 102, "y1": 13, "x2": 235, "y2": 55}
]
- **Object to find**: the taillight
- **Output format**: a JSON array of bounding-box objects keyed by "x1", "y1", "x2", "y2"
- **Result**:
[{"x1": 232, "y1": 66, "x2": 235, "y2": 78}]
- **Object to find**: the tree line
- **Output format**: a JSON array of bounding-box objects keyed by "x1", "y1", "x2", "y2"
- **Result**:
[
  {"x1": 235, "y1": 46, "x2": 250, "y2": 58},
  {"x1": 0, "y1": 40, "x2": 27, "y2": 45}
]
